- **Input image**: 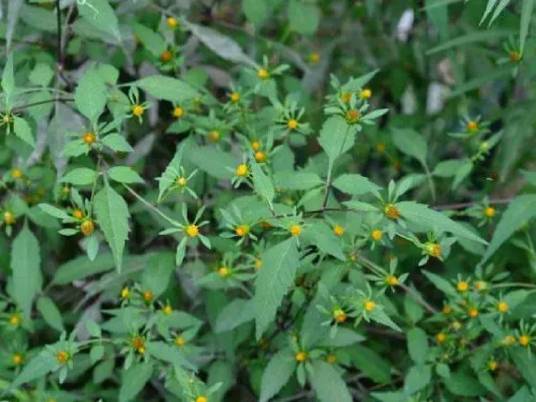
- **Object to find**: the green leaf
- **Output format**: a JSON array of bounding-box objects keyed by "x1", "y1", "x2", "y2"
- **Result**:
[
  {"x1": 259, "y1": 349, "x2": 296, "y2": 402},
  {"x1": 251, "y1": 160, "x2": 274, "y2": 207},
  {"x1": 157, "y1": 146, "x2": 183, "y2": 201},
  {"x1": 1, "y1": 54, "x2": 15, "y2": 108},
  {"x1": 404, "y1": 365, "x2": 431, "y2": 394},
  {"x1": 254, "y1": 238, "x2": 300, "y2": 339},
  {"x1": 77, "y1": 0, "x2": 121, "y2": 42},
  {"x1": 305, "y1": 221, "x2": 345, "y2": 260},
  {"x1": 479, "y1": 194, "x2": 536, "y2": 266},
  {"x1": 188, "y1": 145, "x2": 235, "y2": 180},
  {"x1": 13, "y1": 116, "x2": 35, "y2": 147},
  {"x1": 141, "y1": 252, "x2": 174, "y2": 297},
  {"x1": 310, "y1": 360, "x2": 352, "y2": 402},
  {"x1": 520, "y1": 0, "x2": 535, "y2": 52},
  {"x1": 318, "y1": 116, "x2": 357, "y2": 163},
  {"x1": 11, "y1": 352, "x2": 55, "y2": 388},
  {"x1": 274, "y1": 171, "x2": 323, "y2": 191},
  {"x1": 119, "y1": 362, "x2": 153, "y2": 402},
  {"x1": 407, "y1": 328, "x2": 428, "y2": 364},
  {"x1": 38, "y1": 203, "x2": 71, "y2": 220},
  {"x1": 348, "y1": 345, "x2": 391, "y2": 384},
  {"x1": 74, "y1": 67, "x2": 107, "y2": 123},
  {"x1": 36, "y1": 296, "x2": 64, "y2": 332},
  {"x1": 94, "y1": 184, "x2": 130, "y2": 271},
  {"x1": 422, "y1": 270, "x2": 457, "y2": 296},
  {"x1": 426, "y1": 29, "x2": 514, "y2": 54},
  {"x1": 215, "y1": 298, "x2": 255, "y2": 333},
  {"x1": 108, "y1": 166, "x2": 144, "y2": 184},
  {"x1": 510, "y1": 347, "x2": 536, "y2": 389},
  {"x1": 332, "y1": 174, "x2": 381, "y2": 198},
  {"x1": 391, "y1": 128, "x2": 427, "y2": 165},
  {"x1": 132, "y1": 23, "x2": 166, "y2": 57},
  {"x1": 243, "y1": 0, "x2": 268, "y2": 26},
  {"x1": 53, "y1": 252, "x2": 116, "y2": 284},
  {"x1": 61, "y1": 168, "x2": 98, "y2": 186},
  {"x1": 101, "y1": 133, "x2": 133, "y2": 153},
  {"x1": 29, "y1": 63, "x2": 54, "y2": 87},
  {"x1": 397, "y1": 201, "x2": 487, "y2": 244},
  {"x1": 135, "y1": 75, "x2": 198, "y2": 103},
  {"x1": 288, "y1": 0, "x2": 320, "y2": 35},
  {"x1": 443, "y1": 368, "x2": 486, "y2": 396},
  {"x1": 11, "y1": 224, "x2": 42, "y2": 319},
  {"x1": 146, "y1": 342, "x2": 194, "y2": 370}
]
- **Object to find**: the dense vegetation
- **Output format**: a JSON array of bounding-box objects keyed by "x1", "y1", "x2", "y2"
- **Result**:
[{"x1": 1, "y1": 0, "x2": 536, "y2": 401}]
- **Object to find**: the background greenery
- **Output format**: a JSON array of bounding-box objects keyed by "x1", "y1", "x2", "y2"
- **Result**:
[{"x1": 1, "y1": 0, "x2": 536, "y2": 401}]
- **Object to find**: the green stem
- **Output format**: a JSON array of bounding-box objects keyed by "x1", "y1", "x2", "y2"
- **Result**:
[{"x1": 122, "y1": 184, "x2": 180, "y2": 227}]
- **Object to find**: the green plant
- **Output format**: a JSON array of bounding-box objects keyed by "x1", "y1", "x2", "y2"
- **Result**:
[{"x1": 1, "y1": 0, "x2": 536, "y2": 401}]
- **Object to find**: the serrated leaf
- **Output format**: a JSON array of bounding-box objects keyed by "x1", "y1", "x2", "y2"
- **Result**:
[
  {"x1": 11, "y1": 224, "x2": 42, "y2": 319},
  {"x1": 407, "y1": 328, "x2": 428, "y2": 364},
  {"x1": 251, "y1": 160, "x2": 274, "y2": 206},
  {"x1": 318, "y1": 116, "x2": 357, "y2": 163},
  {"x1": 78, "y1": 0, "x2": 121, "y2": 42},
  {"x1": 422, "y1": 270, "x2": 457, "y2": 296},
  {"x1": 38, "y1": 203, "x2": 70, "y2": 220},
  {"x1": 36, "y1": 296, "x2": 64, "y2": 332},
  {"x1": 332, "y1": 174, "x2": 381, "y2": 198},
  {"x1": 215, "y1": 298, "x2": 255, "y2": 333},
  {"x1": 119, "y1": 362, "x2": 153, "y2": 402},
  {"x1": 94, "y1": 184, "x2": 130, "y2": 271},
  {"x1": 188, "y1": 146, "x2": 235, "y2": 180},
  {"x1": 310, "y1": 360, "x2": 352, "y2": 402},
  {"x1": 13, "y1": 116, "x2": 35, "y2": 147},
  {"x1": 135, "y1": 75, "x2": 198, "y2": 103},
  {"x1": 479, "y1": 194, "x2": 536, "y2": 266},
  {"x1": 132, "y1": 23, "x2": 166, "y2": 57},
  {"x1": 397, "y1": 201, "x2": 486, "y2": 244},
  {"x1": 2, "y1": 54, "x2": 15, "y2": 108},
  {"x1": 254, "y1": 238, "x2": 300, "y2": 339},
  {"x1": 391, "y1": 128, "x2": 427, "y2": 165},
  {"x1": 348, "y1": 345, "x2": 391, "y2": 384},
  {"x1": 61, "y1": 168, "x2": 98, "y2": 186},
  {"x1": 75, "y1": 67, "x2": 107, "y2": 123},
  {"x1": 404, "y1": 365, "x2": 431, "y2": 394},
  {"x1": 101, "y1": 133, "x2": 133, "y2": 153},
  {"x1": 259, "y1": 349, "x2": 296, "y2": 402},
  {"x1": 108, "y1": 166, "x2": 144, "y2": 184}
]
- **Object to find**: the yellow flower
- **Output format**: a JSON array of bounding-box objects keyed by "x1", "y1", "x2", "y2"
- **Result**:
[
  {"x1": 287, "y1": 119, "x2": 299, "y2": 130},
  {"x1": 251, "y1": 140, "x2": 261, "y2": 151},
  {"x1": 172, "y1": 106, "x2": 184, "y2": 119},
  {"x1": 131, "y1": 104, "x2": 145, "y2": 117},
  {"x1": 162, "y1": 304, "x2": 173, "y2": 315},
  {"x1": 474, "y1": 280, "x2": 488, "y2": 291},
  {"x1": 185, "y1": 224, "x2": 199, "y2": 238},
  {"x1": 425, "y1": 243, "x2": 442, "y2": 258},
  {"x1": 56, "y1": 350, "x2": 70, "y2": 364},
  {"x1": 466, "y1": 120, "x2": 479, "y2": 133},
  {"x1": 235, "y1": 224, "x2": 250, "y2": 237},
  {"x1": 11, "y1": 168, "x2": 23, "y2": 179},
  {"x1": 340, "y1": 92, "x2": 352, "y2": 103},
  {"x1": 345, "y1": 109, "x2": 360, "y2": 124},
  {"x1": 371, "y1": 229, "x2": 383, "y2": 241},
  {"x1": 255, "y1": 151, "x2": 267, "y2": 163},
  {"x1": 235, "y1": 164, "x2": 249, "y2": 177},
  {"x1": 442, "y1": 304, "x2": 452, "y2": 315},
  {"x1": 11, "y1": 352, "x2": 24, "y2": 366},
  {"x1": 384, "y1": 204, "x2": 400, "y2": 220},
  {"x1": 229, "y1": 91, "x2": 240, "y2": 103},
  {"x1": 142, "y1": 290, "x2": 154, "y2": 303},
  {"x1": 456, "y1": 280, "x2": 469, "y2": 293},
  {"x1": 195, "y1": 396, "x2": 208, "y2": 402},
  {"x1": 255, "y1": 258, "x2": 263, "y2": 270},
  {"x1": 71, "y1": 209, "x2": 84, "y2": 220},
  {"x1": 131, "y1": 336, "x2": 146, "y2": 354},
  {"x1": 208, "y1": 130, "x2": 220, "y2": 142},
  {"x1": 174, "y1": 335, "x2": 187, "y2": 347},
  {"x1": 519, "y1": 335, "x2": 531, "y2": 347},
  {"x1": 160, "y1": 50, "x2": 173, "y2": 63},
  {"x1": 3, "y1": 211, "x2": 15, "y2": 225},
  {"x1": 295, "y1": 351, "x2": 308, "y2": 362},
  {"x1": 8, "y1": 313, "x2": 22, "y2": 327},
  {"x1": 308, "y1": 51, "x2": 320, "y2": 64},
  {"x1": 326, "y1": 353, "x2": 337, "y2": 364},
  {"x1": 176, "y1": 176, "x2": 187, "y2": 187},
  {"x1": 467, "y1": 307, "x2": 479, "y2": 318},
  {"x1": 166, "y1": 16, "x2": 178, "y2": 29},
  {"x1": 435, "y1": 332, "x2": 446, "y2": 344},
  {"x1": 488, "y1": 360, "x2": 498, "y2": 371},
  {"x1": 497, "y1": 301, "x2": 509, "y2": 314},
  {"x1": 484, "y1": 207, "x2": 495, "y2": 218},
  {"x1": 80, "y1": 219, "x2": 95, "y2": 236},
  {"x1": 289, "y1": 224, "x2": 302, "y2": 237},
  {"x1": 332, "y1": 308, "x2": 347, "y2": 323},
  {"x1": 509, "y1": 50, "x2": 522, "y2": 62},
  {"x1": 502, "y1": 335, "x2": 516, "y2": 346},
  {"x1": 218, "y1": 266, "x2": 231, "y2": 278},
  {"x1": 363, "y1": 299, "x2": 376, "y2": 312},
  {"x1": 257, "y1": 68, "x2": 270, "y2": 80},
  {"x1": 385, "y1": 275, "x2": 399, "y2": 286},
  {"x1": 120, "y1": 287, "x2": 130, "y2": 300},
  {"x1": 359, "y1": 88, "x2": 372, "y2": 100},
  {"x1": 333, "y1": 224, "x2": 345, "y2": 237}
]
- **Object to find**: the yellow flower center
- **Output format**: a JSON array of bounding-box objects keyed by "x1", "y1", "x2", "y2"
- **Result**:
[
  {"x1": 120, "y1": 287, "x2": 130, "y2": 300},
  {"x1": 363, "y1": 299, "x2": 376, "y2": 312},
  {"x1": 174, "y1": 335, "x2": 186, "y2": 347},
  {"x1": 289, "y1": 224, "x2": 302, "y2": 237},
  {"x1": 11, "y1": 168, "x2": 23, "y2": 179},
  {"x1": 484, "y1": 207, "x2": 495, "y2": 218},
  {"x1": 255, "y1": 258, "x2": 263, "y2": 270},
  {"x1": 132, "y1": 104, "x2": 145, "y2": 117},
  {"x1": 359, "y1": 88, "x2": 372, "y2": 100},
  {"x1": 425, "y1": 243, "x2": 442, "y2": 258},
  {"x1": 195, "y1": 396, "x2": 208, "y2": 402},
  {"x1": 488, "y1": 360, "x2": 498, "y2": 371},
  {"x1": 143, "y1": 290, "x2": 154, "y2": 303},
  {"x1": 208, "y1": 130, "x2": 220, "y2": 142},
  {"x1": 474, "y1": 280, "x2": 487, "y2": 291},
  {"x1": 166, "y1": 17, "x2": 178, "y2": 29},
  {"x1": 8, "y1": 313, "x2": 21, "y2": 327},
  {"x1": 326, "y1": 353, "x2": 337, "y2": 364},
  {"x1": 384, "y1": 204, "x2": 400, "y2": 220},
  {"x1": 371, "y1": 229, "x2": 383, "y2": 241},
  {"x1": 56, "y1": 350, "x2": 70, "y2": 364},
  {"x1": 442, "y1": 304, "x2": 452, "y2": 315},
  {"x1": 519, "y1": 335, "x2": 531, "y2": 347},
  {"x1": 160, "y1": 50, "x2": 173, "y2": 62},
  {"x1": 287, "y1": 119, "x2": 299, "y2": 130},
  {"x1": 456, "y1": 281, "x2": 469, "y2": 293},
  {"x1": 502, "y1": 335, "x2": 516, "y2": 346},
  {"x1": 250, "y1": 140, "x2": 261, "y2": 151},
  {"x1": 230, "y1": 92, "x2": 240, "y2": 103},
  {"x1": 80, "y1": 219, "x2": 95, "y2": 236},
  {"x1": 72, "y1": 209, "x2": 84, "y2": 220},
  {"x1": 257, "y1": 68, "x2": 270, "y2": 79},
  {"x1": 162, "y1": 304, "x2": 173, "y2": 315},
  {"x1": 386, "y1": 275, "x2": 399, "y2": 286},
  {"x1": 176, "y1": 177, "x2": 187, "y2": 187},
  {"x1": 435, "y1": 332, "x2": 446, "y2": 344},
  {"x1": 185, "y1": 224, "x2": 199, "y2": 238},
  {"x1": 332, "y1": 308, "x2": 347, "y2": 323},
  {"x1": 376, "y1": 143, "x2": 386, "y2": 153},
  {"x1": 333, "y1": 224, "x2": 345, "y2": 237},
  {"x1": 3, "y1": 211, "x2": 15, "y2": 225},
  {"x1": 255, "y1": 151, "x2": 267, "y2": 163},
  {"x1": 295, "y1": 351, "x2": 307, "y2": 362},
  {"x1": 218, "y1": 266, "x2": 231, "y2": 278},
  {"x1": 340, "y1": 92, "x2": 352, "y2": 103},
  {"x1": 509, "y1": 50, "x2": 522, "y2": 62},
  {"x1": 308, "y1": 51, "x2": 320, "y2": 64},
  {"x1": 11, "y1": 353, "x2": 23, "y2": 366},
  {"x1": 468, "y1": 307, "x2": 479, "y2": 318},
  {"x1": 172, "y1": 106, "x2": 184, "y2": 119},
  {"x1": 235, "y1": 164, "x2": 249, "y2": 177},
  {"x1": 131, "y1": 336, "x2": 145, "y2": 354},
  {"x1": 497, "y1": 301, "x2": 509, "y2": 313},
  {"x1": 235, "y1": 224, "x2": 250, "y2": 237},
  {"x1": 345, "y1": 109, "x2": 360, "y2": 124},
  {"x1": 466, "y1": 120, "x2": 479, "y2": 133}
]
